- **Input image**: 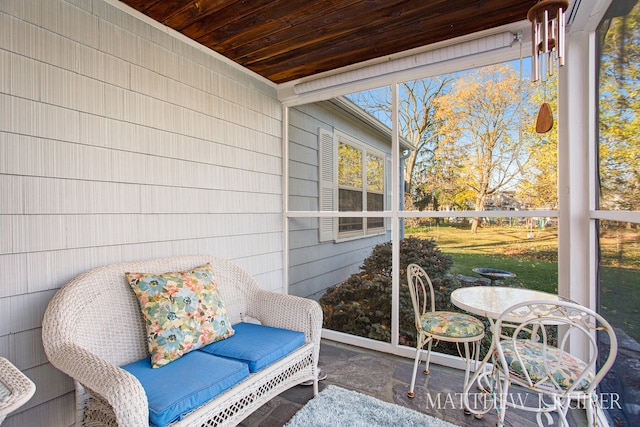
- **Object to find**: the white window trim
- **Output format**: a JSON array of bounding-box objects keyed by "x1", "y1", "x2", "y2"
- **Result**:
[{"x1": 318, "y1": 128, "x2": 388, "y2": 242}]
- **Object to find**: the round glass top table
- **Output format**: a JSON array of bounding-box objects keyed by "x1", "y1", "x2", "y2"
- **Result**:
[
  {"x1": 451, "y1": 286, "x2": 562, "y2": 324},
  {"x1": 450, "y1": 286, "x2": 565, "y2": 419}
]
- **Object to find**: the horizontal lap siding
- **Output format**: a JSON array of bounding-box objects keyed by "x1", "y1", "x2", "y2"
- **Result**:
[
  {"x1": 288, "y1": 103, "x2": 390, "y2": 300},
  {"x1": 0, "y1": 0, "x2": 283, "y2": 425}
]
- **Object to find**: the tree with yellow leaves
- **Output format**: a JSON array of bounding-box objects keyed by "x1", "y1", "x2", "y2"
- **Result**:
[{"x1": 434, "y1": 64, "x2": 537, "y2": 232}]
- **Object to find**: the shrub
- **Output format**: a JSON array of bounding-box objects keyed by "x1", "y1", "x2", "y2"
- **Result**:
[
  {"x1": 320, "y1": 237, "x2": 467, "y2": 350},
  {"x1": 321, "y1": 273, "x2": 393, "y2": 343}
]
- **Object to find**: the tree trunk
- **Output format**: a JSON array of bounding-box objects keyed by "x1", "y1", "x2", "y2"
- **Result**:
[
  {"x1": 470, "y1": 196, "x2": 485, "y2": 233},
  {"x1": 471, "y1": 217, "x2": 480, "y2": 233}
]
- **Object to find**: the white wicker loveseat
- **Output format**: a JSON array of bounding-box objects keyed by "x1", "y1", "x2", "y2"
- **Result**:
[{"x1": 42, "y1": 255, "x2": 323, "y2": 427}]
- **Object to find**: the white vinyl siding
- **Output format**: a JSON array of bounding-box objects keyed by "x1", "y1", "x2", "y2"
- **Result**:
[{"x1": 0, "y1": 1, "x2": 281, "y2": 426}]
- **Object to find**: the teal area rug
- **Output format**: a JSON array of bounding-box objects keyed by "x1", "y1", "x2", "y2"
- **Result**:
[{"x1": 285, "y1": 385, "x2": 460, "y2": 427}]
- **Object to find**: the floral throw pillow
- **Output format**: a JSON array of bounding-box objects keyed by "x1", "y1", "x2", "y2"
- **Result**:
[{"x1": 125, "y1": 263, "x2": 234, "y2": 368}]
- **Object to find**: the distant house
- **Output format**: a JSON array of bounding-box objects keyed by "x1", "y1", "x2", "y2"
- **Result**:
[
  {"x1": 484, "y1": 191, "x2": 522, "y2": 211},
  {"x1": 288, "y1": 97, "x2": 413, "y2": 299}
]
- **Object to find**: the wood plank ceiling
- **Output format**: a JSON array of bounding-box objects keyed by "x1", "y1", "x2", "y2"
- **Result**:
[{"x1": 121, "y1": 0, "x2": 538, "y2": 84}]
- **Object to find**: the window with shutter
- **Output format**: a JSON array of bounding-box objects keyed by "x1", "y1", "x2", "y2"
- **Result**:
[{"x1": 318, "y1": 128, "x2": 387, "y2": 242}]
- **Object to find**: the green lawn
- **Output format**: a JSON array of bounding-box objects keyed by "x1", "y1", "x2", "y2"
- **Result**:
[
  {"x1": 405, "y1": 222, "x2": 640, "y2": 341},
  {"x1": 406, "y1": 223, "x2": 558, "y2": 293}
]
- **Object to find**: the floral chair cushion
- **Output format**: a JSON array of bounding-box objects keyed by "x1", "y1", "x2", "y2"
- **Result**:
[
  {"x1": 126, "y1": 263, "x2": 234, "y2": 368},
  {"x1": 419, "y1": 311, "x2": 484, "y2": 338},
  {"x1": 496, "y1": 339, "x2": 594, "y2": 391}
]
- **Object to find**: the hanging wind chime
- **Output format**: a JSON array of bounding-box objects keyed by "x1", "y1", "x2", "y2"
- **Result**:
[{"x1": 527, "y1": 0, "x2": 569, "y2": 133}]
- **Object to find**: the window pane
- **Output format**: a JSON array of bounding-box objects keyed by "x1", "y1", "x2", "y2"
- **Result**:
[
  {"x1": 399, "y1": 64, "x2": 557, "y2": 217},
  {"x1": 395, "y1": 217, "x2": 558, "y2": 359},
  {"x1": 596, "y1": 2, "x2": 640, "y2": 424},
  {"x1": 339, "y1": 188, "x2": 363, "y2": 232},
  {"x1": 339, "y1": 188, "x2": 363, "y2": 211},
  {"x1": 338, "y1": 142, "x2": 362, "y2": 188},
  {"x1": 366, "y1": 153, "x2": 384, "y2": 192},
  {"x1": 339, "y1": 217, "x2": 363, "y2": 233},
  {"x1": 404, "y1": 217, "x2": 558, "y2": 294},
  {"x1": 597, "y1": 0, "x2": 640, "y2": 211},
  {"x1": 367, "y1": 192, "x2": 384, "y2": 229},
  {"x1": 287, "y1": 87, "x2": 393, "y2": 346},
  {"x1": 597, "y1": 220, "x2": 640, "y2": 426},
  {"x1": 367, "y1": 192, "x2": 384, "y2": 211}
]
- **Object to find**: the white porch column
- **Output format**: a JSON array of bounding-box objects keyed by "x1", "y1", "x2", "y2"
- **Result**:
[
  {"x1": 557, "y1": 29, "x2": 595, "y2": 360},
  {"x1": 558, "y1": 30, "x2": 593, "y2": 306}
]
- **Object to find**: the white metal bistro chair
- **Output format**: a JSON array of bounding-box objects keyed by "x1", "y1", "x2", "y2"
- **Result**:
[
  {"x1": 492, "y1": 300, "x2": 618, "y2": 427},
  {"x1": 406, "y1": 263, "x2": 484, "y2": 398}
]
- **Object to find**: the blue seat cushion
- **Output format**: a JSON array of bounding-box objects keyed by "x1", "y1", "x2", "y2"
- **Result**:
[
  {"x1": 199, "y1": 322, "x2": 306, "y2": 372},
  {"x1": 121, "y1": 351, "x2": 249, "y2": 427}
]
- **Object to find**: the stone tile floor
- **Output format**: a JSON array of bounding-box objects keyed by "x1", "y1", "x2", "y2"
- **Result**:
[{"x1": 240, "y1": 339, "x2": 590, "y2": 427}]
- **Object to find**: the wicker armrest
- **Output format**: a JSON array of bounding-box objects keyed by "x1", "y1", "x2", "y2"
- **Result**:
[
  {"x1": 0, "y1": 357, "x2": 36, "y2": 423},
  {"x1": 47, "y1": 344, "x2": 149, "y2": 426},
  {"x1": 249, "y1": 290, "x2": 323, "y2": 348}
]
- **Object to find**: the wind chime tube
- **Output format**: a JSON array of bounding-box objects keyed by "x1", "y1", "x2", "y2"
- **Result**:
[
  {"x1": 542, "y1": 8, "x2": 549, "y2": 54},
  {"x1": 558, "y1": 6, "x2": 565, "y2": 66},
  {"x1": 542, "y1": 9, "x2": 550, "y2": 80},
  {"x1": 549, "y1": 18, "x2": 555, "y2": 77},
  {"x1": 532, "y1": 16, "x2": 539, "y2": 81}
]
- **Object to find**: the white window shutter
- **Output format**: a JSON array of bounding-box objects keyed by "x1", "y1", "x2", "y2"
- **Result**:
[{"x1": 318, "y1": 128, "x2": 337, "y2": 242}]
